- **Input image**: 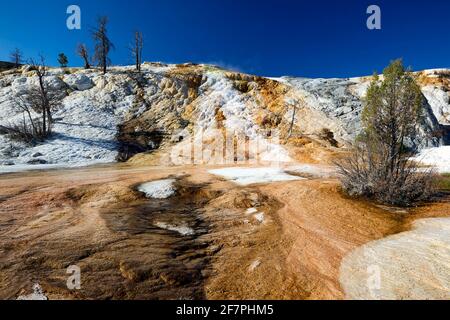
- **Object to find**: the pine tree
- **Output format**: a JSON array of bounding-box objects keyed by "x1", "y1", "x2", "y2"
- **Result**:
[
  {"x1": 58, "y1": 53, "x2": 69, "y2": 68},
  {"x1": 362, "y1": 59, "x2": 424, "y2": 176},
  {"x1": 337, "y1": 59, "x2": 435, "y2": 206}
]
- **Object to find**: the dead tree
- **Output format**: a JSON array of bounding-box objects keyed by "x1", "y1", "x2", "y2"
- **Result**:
[
  {"x1": 10, "y1": 48, "x2": 23, "y2": 68},
  {"x1": 288, "y1": 106, "x2": 297, "y2": 138},
  {"x1": 77, "y1": 44, "x2": 91, "y2": 69},
  {"x1": 286, "y1": 98, "x2": 305, "y2": 138},
  {"x1": 0, "y1": 56, "x2": 63, "y2": 143},
  {"x1": 131, "y1": 31, "x2": 144, "y2": 72},
  {"x1": 92, "y1": 16, "x2": 114, "y2": 74},
  {"x1": 25, "y1": 56, "x2": 62, "y2": 137},
  {"x1": 0, "y1": 89, "x2": 45, "y2": 142}
]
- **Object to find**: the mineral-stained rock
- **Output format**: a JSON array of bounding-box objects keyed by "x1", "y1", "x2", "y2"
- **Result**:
[
  {"x1": 0, "y1": 64, "x2": 448, "y2": 168},
  {"x1": 340, "y1": 218, "x2": 450, "y2": 300}
]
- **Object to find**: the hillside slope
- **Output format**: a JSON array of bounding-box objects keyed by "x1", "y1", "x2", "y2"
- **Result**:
[{"x1": 0, "y1": 63, "x2": 448, "y2": 170}]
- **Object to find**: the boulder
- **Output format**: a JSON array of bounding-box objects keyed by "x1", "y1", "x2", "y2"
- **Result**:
[
  {"x1": 11, "y1": 75, "x2": 66, "y2": 95},
  {"x1": 63, "y1": 74, "x2": 94, "y2": 91},
  {"x1": 11, "y1": 77, "x2": 29, "y2": 95},
  {"x1": 45, "y1": 76, "x2": 66, "y2": 90}
]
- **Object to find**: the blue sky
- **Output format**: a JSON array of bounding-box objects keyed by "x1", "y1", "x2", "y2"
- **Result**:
[{"x1": 0, "y1": 0, "x2": 449, "y2": 78}]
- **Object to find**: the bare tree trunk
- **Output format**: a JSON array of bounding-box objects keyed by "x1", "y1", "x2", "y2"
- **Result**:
[
  {"x1": 10, "y1": 48, "x2": 23, "y2": 68},
  {"x1": 37, "y1": 70, "x2": 50, "y2": 134},
  {"x1": 136, "y1": 50, "x2": 140, "y2": 72},
  {"x1": 84, "y1": 57, "x2": 91, "y2": 69},
  {"x1": 77, "y1": 44, "x2": 91, "y2": 69},
  {"x1": 103, "y1": 42, "x2": 107, "y2": 74},
  {"x1": 288, "y1": 106, "x2": 296, "y2": 138},
  {"x1": 92, "y1": 17, "x2": 114, "y2": 75},
  {"x1": 132, "y1": 31, "x2": 144, "y2": 73}
]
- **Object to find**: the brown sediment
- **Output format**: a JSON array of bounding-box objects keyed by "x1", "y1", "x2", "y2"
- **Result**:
[
  {"x1": 0, "y1": 165, "x2": 295, "y2": 299},
  {"x1": 0, "y1": 164, "x2": 448, "y2": 300},
  {"x1": 0, "y1": 167, "x2": 214, "y2": 299},
  {"x1": 257, "y1": 180, "x2": 404, "y2": 299}
]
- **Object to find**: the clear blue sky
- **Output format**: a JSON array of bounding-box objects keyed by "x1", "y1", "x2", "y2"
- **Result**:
[{"x1": 0, "y1": 0, "x2": 449, "y2": 78}]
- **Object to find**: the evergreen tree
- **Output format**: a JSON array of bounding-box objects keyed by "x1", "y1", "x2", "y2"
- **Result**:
[
  {"x1": 337, "y1": 59, "x2": 435, "y2": 206},
  {"x1": 58, "y1": 53, "x2": 69, "y2": 68}
]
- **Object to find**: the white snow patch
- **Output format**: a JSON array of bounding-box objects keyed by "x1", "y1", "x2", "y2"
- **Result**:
[
  {"x1": 248, "y1": 260, "x2": 261, "y2": 271},
  {"x1": 63, "y1": 73, "x2": 94, "y2": 91},
  {"x1": 0, "y1": 71, "x2": 135, "y2": 170},
  {"x1": 0, "y1": 160, "x2": 111, "y2": 174},
  {"x1": 0, "y1": 66, "x2": 179, "y2": 171},
  {"x1": 209, "y1": 167, "x2": 303, "y2": 186},
  {"x1": 154, "y1": 222, "x2": 195, "y2": 236},
  {"x1": 413, "y1": 147, "x2": 450, "y2": 173},
  {"x1": 17, "y1": 283, "x2": 48, "y2": 301},
  {"x1": 259, "y1": 143, "x2": 293, "y2": 163},
  {"x1": 254, "y1": 212, "x2": 265, "y2": 223},
  {"x1": 266, "y1": 77, "x2": 288, "y2": 83},
  {"x1": 245, "y1": 208, "x2": 265, "y2": 223},
  {"x1": 286, "y1": 164, "x2": 335, "y2": 178},
  {"x1": 141, "y1": 62, "x2": 176, "y2": 74},
  {"x1": 138, "y1": 179, "x2": 176, "y2": 199}
]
